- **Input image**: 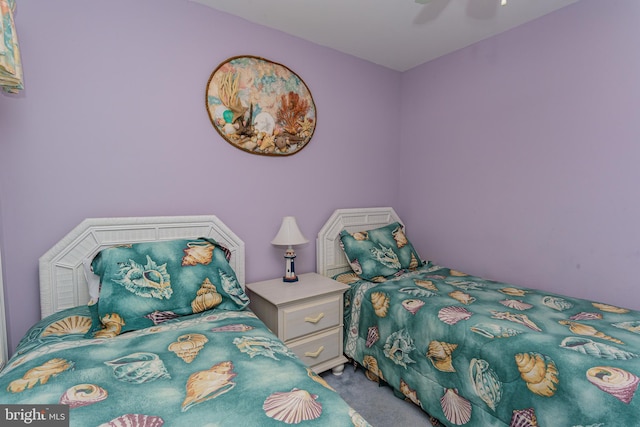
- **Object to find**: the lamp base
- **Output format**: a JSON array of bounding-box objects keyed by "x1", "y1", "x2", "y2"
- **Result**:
[{"x1": 283, "y1": 275, "x2": 299, "y2": 283}]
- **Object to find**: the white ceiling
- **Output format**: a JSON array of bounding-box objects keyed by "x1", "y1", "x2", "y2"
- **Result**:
[{"x1": 192, "y1": 0, "x2": 580, "y2": 71}]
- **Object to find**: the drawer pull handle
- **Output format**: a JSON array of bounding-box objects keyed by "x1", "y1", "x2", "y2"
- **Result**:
[
  {"x1": 304, "y1": 346, "x2": 324, "y2": 358},
  {"x1": 304, "y1": 313, "x2": 325, "y2": 324}
]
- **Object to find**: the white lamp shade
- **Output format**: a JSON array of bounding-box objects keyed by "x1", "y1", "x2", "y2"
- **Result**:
[{"x1": 271, "y1": 216, "x2": 309, "y2": 247}]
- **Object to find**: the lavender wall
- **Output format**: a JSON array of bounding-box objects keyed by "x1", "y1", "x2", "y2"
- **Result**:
[
  {"x1": 0, "y1": 0, "x2": 401, "y2": 352},
  {"x1": 399, "y1": 0, "x2": 640, "y2": 310}
]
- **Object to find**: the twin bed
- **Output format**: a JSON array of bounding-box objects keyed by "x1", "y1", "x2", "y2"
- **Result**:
[
  {"x1": 3, "y1": 208, "x2": 640, "y2": 426},
  {"x1": 0, "y1": 215, "x2": 368, "y2": 426},
  {"x1": 317, "y1": 207, "x2": 640, "y2": 427}
]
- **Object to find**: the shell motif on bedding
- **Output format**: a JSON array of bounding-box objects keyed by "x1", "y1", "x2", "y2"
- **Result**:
[
  {"x1": 469, "y1": 358, "x2": 502, "y2": 411},
  {"x1": 559, "y1": 337, "x2": 639, "y2": 360},
  {"x1": 98, "y1": 414, "x2": 164, "y2": 427},
  {"x1": 306, "y1": 368, "x2": 335, "y2": 391},
  {"x1": 168, "y1": 334, "x2": 209, "y2": 363},
  {"x1": 558, "y1": 320, "x2": 624, "y2": 345},
  {"x1": 105, "y1": 352, "x2": 170, "y2": 384},
  {"x1": 182, "y1": 240, "x2": 215, "y2": 266},
  {"x1": 182, "y1": 361, "x2": 236, "y2": 412},
  {"x1": 114, "y1": 256, "x2": 172, "y2": 299},
  {"x1": 449, "y1": 290, "x2": 475, "y2": 305},
  {"x1": 263, "y1": 388, "x2": 323, "y2": 424},
  {"x1": 370, "y1": 244, "x2": 401, "y2": 269},
  {"x1": 499, "y1": 299, "x2": 532, "y2": 311},
  {"x1": 371, "y1": 292, "x2": 390, "y2": 317},
  {"x1": 392, "y1": 225, "x2": 408, "y2": 248},
  {"x1": 402, "y1": 299, "x2": 425, "y2": 315},
  {"x1": 414, "y1": 279, "x2": 438, "y2": 291},
  {"x1": 440, "y1": 388, "x2": 472, "y2": 425},
  {"x1": 509, "y1": 407, "x2": 538, "y2": 427},
  {"x1": 59, "y1": 383, "x2": 108, "y2": 408},
  {"x1": 210, "y1": 323, "x2": 254, "y2": 333},
  {"x1": 409, "y1": 254, "x2": 420, "y2": 270},
  {"x1": 470, "y1": 323, "x2": 523, "y2": 339},
  {"x1": 144, "y1": 310, "x2": 179, "y2": 325},
  {"x1": 7, "y1": 358, "x2": 74, "y2": 393},
  {"x1": 586, "y1": 366, "x2": 639, "y2": 404},
  {"x1": 592, "y1": 302, "x2": 629, "y2": 314},
  {"x1": 94, "y1": 313, "x2": 125, "y2": 338},
  {"x1": 514, "y1": 352, "x2": 559, "y2": 397},
  {"x1": 383, "y1": 329, "x2": 416, "y2": 368},
  {"x1": 427, "y1": 341, "x2": 458, "y2": 372},
  {"x1": 570, "y1": 311, "x2": 603, "y2": 321},
  {"x1": 334, "y1": 272, "x2": 361, "y2": 285},
  {"x1": 351, "y1": 231, "x2": 368, "y2": 241},
  {"x1": 365, "y1": 326, "x2": 380, "y2": 348},
  {"x1": 219, "y1": 270, "x2": 249, "y2": 307},
  {"x1": 498, "y1": 287, "x2": 528, "y2": 297},
  {"x1": 362, "y1": 355, "x2": 384, "y2": 382},
  {"x1": 612, "y1": 321, "x2": 640, "y2": 334},
  {"x1": 491, "y1": 311, "x2": 542, "y2": 332},
  {"x1": 233, "y1": 336, "x2": 296, "y2": 360},
  {"x1": 438, "y1": 306, "x2": 472, "y2": 325},
  {"x1": 191, "y1": 278, "x2": 222, "y2": 313},
  {"x1": 449, "y1": 269, "x2": 468, "y2": 277},
  {"x1": 41, "y1": 315, "x2": 92, "y2": 337},
  {"x1": 399, "y1": 287, "x2": 435, "y2": 298},
  {"x1": 542, "y1": 296, "x2": 573, "y2": 311},
  {"x1": 399, "y1": 378, "x2": 422, "y2": 408}
]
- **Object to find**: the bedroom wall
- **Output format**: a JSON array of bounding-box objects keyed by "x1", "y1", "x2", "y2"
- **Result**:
[
  {"x1": 398, "y1": 0, "x2": 640, "y2": 311},
  {"x1": 0, "y1": 0, "x2": 401, "y2": 352}
]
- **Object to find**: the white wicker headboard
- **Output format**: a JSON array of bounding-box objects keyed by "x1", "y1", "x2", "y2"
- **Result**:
[
  {"x1": 316, "y1": 207, "x2": 403, "y2": 278},
  {"x1": 39, "y1": 215, "x2": 245, "y2": 318}
]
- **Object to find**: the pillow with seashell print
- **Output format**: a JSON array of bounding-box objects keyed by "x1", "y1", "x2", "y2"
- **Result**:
[
  {"x1": 339, "y1": 222, "x2": 424, "y2": 281},
  {"x1": 87, "y1": 238, "x2": 249, "y2": 337}
]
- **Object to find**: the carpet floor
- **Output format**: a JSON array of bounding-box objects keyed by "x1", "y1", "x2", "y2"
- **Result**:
[{"x1": 321, "y1": 365, "x2": 434, "y2": 427}]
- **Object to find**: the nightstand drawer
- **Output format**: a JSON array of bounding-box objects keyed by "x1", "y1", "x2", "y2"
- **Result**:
[
  {"x1": 288, "y1": 328, "x2": 342, "y2": 368},
  {"x1": 282, "y1": 296, "x2": 341, "y2": 341}
]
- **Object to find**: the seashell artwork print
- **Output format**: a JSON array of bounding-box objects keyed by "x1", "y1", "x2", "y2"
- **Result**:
[
  {"x1": 592, "y1": 302, "x2": 629, "y2": 314},
  {"x1": 370, "y1": 244, "x2": 401, "y2": 269},
  {"x1": 306, "y1": 367, "x2": 335, "y2": 391},
  {"x1": 383, "y1": 329, "x2": 416, "y2": 368},
  {"x1": 144, "y1": 310, "x2": 179, "y2": 325},
  {"x1": 8, "y1": 358, "x2": 74, "y2": 393},
  {"x1": 470, "y1": 323, "x2": 523, "y2": 339},
  {"x1": 365, "y1": 326, "x2": 380, "y2": 348},
  {"x1": 97, "y1": 413, "x2": 164, "y2": 427},
  {"x1": 362, "y1": 355, "x2": 384, "y2": 382},
  {"x1": 499, "y1": 287, "x2": 528, "y2": 297},
  {"x1": 559, "y1": 337, "x2": 639, "y2": 360},
  {"x1": 182, "y1": 361, "x2": 236, "y2": 412},
  {"x1": 438, "y1": 306, "x2": 472, "y2": 325},
  {"x1": 402, "y1": 299, "x2": 425, "y2": 315},
  {"x1": 586, "y1": 366, "x2": 639, "y2": 404},
  {"x1": 440, "y1": 388, "x2": 472, "y2": 425},
  {"x1": 469, "y1": 358, "x2": 502, "y2": 411},
  {"x1": 449, "y1": 290, "x2": 475, "y2": 305},
  {"x1": 409, "y1": 253, "x2": 420, "y2": 270},
  {"x1": 263, "y1": 388, "x2": 323, "y2": 424},
  {"x1": 399, "y1": 378, "x2": 422, "y2": 408},
  {"x1": 491, "y1": 311, "x2": 542, "y2": 332},
  {"x1": 168, "y1": 334, "x2": 209, "y2": 363},
  {"x1": 94, "y1": 313, "x2": 126, "y2": 338},
  {"x1": 514, "y1": 352, "x2": 559, "y2": 397},
  {"x1": 427, "y1": 341, "x2": 458, "y2": 372},
  {"x1": 509, "y1": 407, "x2": 538, "y2": 427},
  {"x1": 371, "y1": 292, "x2": 390, "y2": 317},
  {"x1": 191, "y1": 278, "x2": 223, "y2": 313},
  {"x1": 392, "y1": 225, "x2": 408, "y2": 248},
  {"x1": 105, "y1": 352, "x2": 171, "y2": 384},
  {"x1": 219, "y1": 270, "x2": 250, "y2": 307},
  {"x1": 182, "y1": 240, "x2": 215, "y2": 266},
  {"x1": 349, "y1": 259, "x2": 363, "y2": 276},
  {"x1": 414, "y1": 279, "x2": 438, "y2": 291},
  {"x1": 613, "y1": 321, "x2": 640, "y2": 334},
  {"x1": 334, "y1": 272, "x2": 361, "y2": 285},
  {"x1": 399, "y1": 287, "x2": 435, "y2": 298},
  {"x1": 558, "y1": 320, "x2": 624, "y2": 345},
  {"x1": 351, "y1": 231, "x2": 369, "y2": 241},
  {"x1": 41, "y1": 315, "x2": 92, "y2": 337},
  {"x1": 570, "y1": 311, "x2": 603, "y2": 321},
  {"x1": 499, "y1": 299, "x2": 533, "y2": 311},
  {"x1": 114, "y1": 255, "x2": 172, "y2": 299},
  {"x1": 233, "y1": 336, "x2": 296, "y2": 360},
  {"x1": 542, "y1": 296, "x2": 573, "y2": 311},
  {"x1": 449, "y1": 269, "x2": 468, "y2": 277},
  {"x1": 59, "y1": 383, "x2": 108, "y2": 408}
]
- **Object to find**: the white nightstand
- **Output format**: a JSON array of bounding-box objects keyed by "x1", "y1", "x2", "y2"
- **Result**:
[{"x1": 246, "y1": 272, "x2": 349, "y2": 375}]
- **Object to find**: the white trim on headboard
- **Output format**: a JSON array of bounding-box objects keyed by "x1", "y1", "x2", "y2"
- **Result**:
[
  {"x1": 39, "y1": 215, "x2": 245, "y2": 319},
  {"x1": 316, "y1": 207, "x2": 402, "y2": 278}
]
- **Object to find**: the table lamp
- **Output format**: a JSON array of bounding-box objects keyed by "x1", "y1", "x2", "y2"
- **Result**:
[{"x1": 271, "y1": 216, "x2": 308, "y2": 282}]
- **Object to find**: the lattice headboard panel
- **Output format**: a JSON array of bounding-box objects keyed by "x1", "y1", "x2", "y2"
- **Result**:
[
  {"x1": 316, "y1": 207, "x2": 402, "y2": 278},
  {"x1": 39, "y1": 215, "x2": 245, "y2": 318}
]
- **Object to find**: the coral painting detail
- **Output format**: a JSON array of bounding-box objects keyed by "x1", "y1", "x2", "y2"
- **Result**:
[{"x1": 206, "y1": 56, "x2": 316, "y2": 156}]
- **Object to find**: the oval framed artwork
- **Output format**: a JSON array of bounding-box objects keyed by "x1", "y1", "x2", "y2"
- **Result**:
[{"x1": 205, "y1": 56, "x2": 316, "y2": 156}]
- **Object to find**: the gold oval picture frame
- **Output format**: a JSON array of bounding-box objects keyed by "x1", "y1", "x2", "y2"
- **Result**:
[{"x1": 206, "y1": 55, "x2": 316, "y2": 156}]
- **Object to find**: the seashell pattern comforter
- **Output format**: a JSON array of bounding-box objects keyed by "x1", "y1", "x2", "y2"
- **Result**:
[
  {"x1": 338, "y1": 262, "x2": 640, "y2": 426},
  {"x1": 0, "y1": 306, "x2": 369, "y2": 426}
]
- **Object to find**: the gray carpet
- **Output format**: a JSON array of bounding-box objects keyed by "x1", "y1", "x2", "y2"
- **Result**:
[{"x1": 321, "y1": 366, "x2": 434, "y2": 427}]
